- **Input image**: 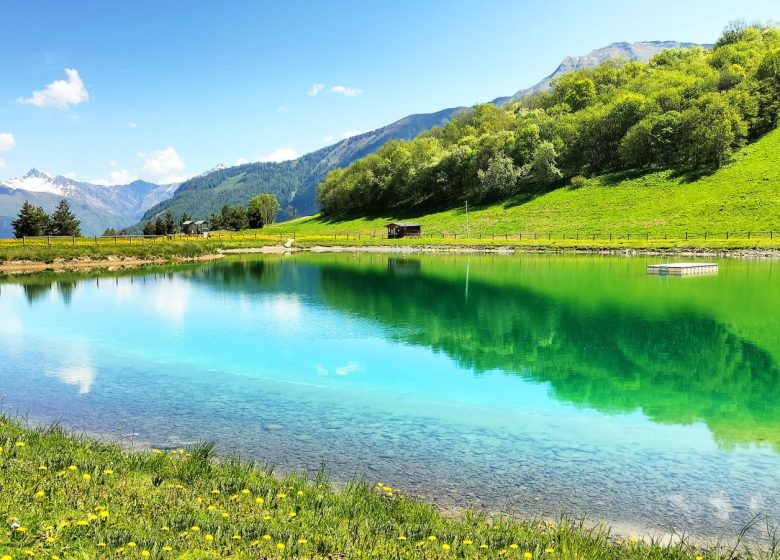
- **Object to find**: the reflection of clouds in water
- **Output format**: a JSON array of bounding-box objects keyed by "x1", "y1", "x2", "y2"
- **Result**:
[
  {"x1": 0, "y1": 299, "x2": 23, "y2": 336},
  {"x1": 45, "y1": 345, "x2": 97, "y2": 395},
  {"x1": 313, "y1": 362, "x2": 363, "y2": 377},
  {"x1": 151, "y1": 278, "x2": 191, "y2": 323},
  {"x1": 56, "y1": 365, "x2": 96, "y2": 394},
  {"x1": 263, "y1": 295, "x2": 300, "y2": 324},
  {"x1": 708, "y1": 495, "x2": 734, "y2": 521},
  {"x1": 114, "y1": 278, "x2": 139, "y2": 301}
]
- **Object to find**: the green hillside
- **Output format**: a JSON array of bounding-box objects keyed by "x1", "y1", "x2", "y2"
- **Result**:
[{"x1": 267, "y1": 126, "x2": 780, "y2": 237}]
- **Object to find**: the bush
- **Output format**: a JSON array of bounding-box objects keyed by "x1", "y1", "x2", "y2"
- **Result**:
[{"x1": 569, "y1": 175, "x2": 588, "y2": 188}]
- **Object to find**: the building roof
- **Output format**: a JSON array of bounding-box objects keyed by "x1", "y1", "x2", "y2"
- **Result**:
[
  {"x1": 385, "y1": 222, "x2": 421, "y2": 228},
  {"x1": 182, "y1": 220, "x2": 193, "y2": 225}
]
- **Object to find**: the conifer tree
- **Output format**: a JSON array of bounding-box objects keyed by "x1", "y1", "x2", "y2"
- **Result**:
[
  {"x1": 47, "y1": 200, "x2": 81, "y2": 236},
  {"x1": 11, "y1": 201, "x2": 50, "y2": 238}
]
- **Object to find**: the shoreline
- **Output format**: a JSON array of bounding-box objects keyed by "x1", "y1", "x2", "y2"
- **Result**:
[{"x1": 2, "y1": 243, "x2": 780, "y2": 274}]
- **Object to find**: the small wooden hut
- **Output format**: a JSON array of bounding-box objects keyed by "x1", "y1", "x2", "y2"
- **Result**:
[{"x1": 385, "y1": 222, "x2": 421, "y2": 239}]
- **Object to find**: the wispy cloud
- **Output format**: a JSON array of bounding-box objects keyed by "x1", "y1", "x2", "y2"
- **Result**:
[
  {"x1": 0, "y1": 132, "x2": 15, "y2": 152},
  {"x1": 277, "y1": 105, "x2": 290, "y2": 113},
  {"x1": 18, "y1": 68, "x2": 89, "y2": 110},
  {"x1": 63, "y1": 171, "x2": 78, "y2": 180},
  {"x1": 91, "y1": 169, "x2": 138, "y2": 186},
  {"x1": 127, "y1": 121, "x2": 138, "y2": 128},
  {"x1": 330, "y1": 85, "x2": 363, "y2": 97},
  {"x1": 308, "y1": 83, "x2": 325, "y2": 96}
]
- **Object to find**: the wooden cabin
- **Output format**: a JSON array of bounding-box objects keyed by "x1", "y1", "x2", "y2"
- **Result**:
[
  {"x1": 182, "y1": 220, "x2": 208, "y2": 235},
  {"x1": 385, "y1": 222, "x2": 421, "y2": 239}
]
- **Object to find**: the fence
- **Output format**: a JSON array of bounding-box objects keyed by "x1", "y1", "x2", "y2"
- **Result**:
[{"x1": 1, "y1": 230, "x2": 779, "y2": 247}]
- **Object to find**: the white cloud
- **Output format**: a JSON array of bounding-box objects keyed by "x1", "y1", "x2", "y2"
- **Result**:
[
  {"x1": 138, "y1": 146, "x2": 187, "y2": 183},
  {"x1": 308, "y1": 83, "x2": 325, "y2": 96},
  {"x1": 330, "y1": 85, "x2": 363, "y2": 97},
  {"x1": 257, "y1": 148, "x2": 299, "y2": 163},
  {"x1": 63, "y1": 171, "x2": 78, "y2": 180},
  {"x1": 127, "y1": 121, "x2": 138, "y2": 128},
  {"x1": 0, "y1": 132, "x2": 15, "y2": 152},
  {"x1": 18, "y1": 68, "x2": 89, "y2": 110},
  {"x1": 91, "y1": 169, "x2": 138, "y2": 186},
  {"x1": 277, "y1": 105, "x2": 289, "y2": 113}
]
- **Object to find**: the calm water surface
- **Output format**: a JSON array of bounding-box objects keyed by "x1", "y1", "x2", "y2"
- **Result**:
[{"x1": 1, "y1": 254, "x2": 779, "y2": 539}]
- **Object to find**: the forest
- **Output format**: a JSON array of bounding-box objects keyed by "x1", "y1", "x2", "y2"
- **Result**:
[{"x1": 318, "y1": 23, "x2": 780, "y2": 216}]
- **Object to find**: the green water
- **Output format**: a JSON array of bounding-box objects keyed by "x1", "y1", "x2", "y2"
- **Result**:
[{"x1": 1, "y1": 254, "x2": 778, "y2": 538}]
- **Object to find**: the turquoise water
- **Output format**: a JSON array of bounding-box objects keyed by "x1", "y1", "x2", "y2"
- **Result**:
[{"x1": 1, "y1": 254, "x2": 779, "y2": 539}]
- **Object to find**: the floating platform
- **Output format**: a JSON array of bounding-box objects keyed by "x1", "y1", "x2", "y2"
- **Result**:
[{"x1": 647, "y1": 262, "x2": 719, "y2": 276}]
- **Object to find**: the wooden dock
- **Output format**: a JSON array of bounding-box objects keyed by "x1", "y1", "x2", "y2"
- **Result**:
[{"x1": 647, "y1": 262, "x2": 719, "y2": 276}]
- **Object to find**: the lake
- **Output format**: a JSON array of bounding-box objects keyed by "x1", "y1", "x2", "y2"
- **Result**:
[{"x1": 1, "y1": 253, "x2": 779, "y2": 540}]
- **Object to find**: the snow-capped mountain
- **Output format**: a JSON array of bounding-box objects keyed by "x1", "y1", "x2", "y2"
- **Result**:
[{"x1": 0, "y1": 169, "x2": 180, "y2": 237}]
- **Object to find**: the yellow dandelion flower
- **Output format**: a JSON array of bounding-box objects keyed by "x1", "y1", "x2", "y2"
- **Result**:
[
  {"x1": 76, "y1": 520, "x2": 89, "y2": 526},
  {"x1": 82, "y1": 473, "x2": 91, "y2": 481},
  {"x1": 251, "y1": 540, "x2": 260, "y2": 546},
  {"x1": 87, "y1": 514, "x2": 98, "y2": 521},
  {"x1": 241, "y1": 489, "x2": 250, "y2": 495},
  {"x1": 524, "y1": 552, "x2": 533, "y2": 559},
  {"x1": 298, "y1": 538, "x2": 308, "y2": 544},
  {"x1": 629, "y1": 537, "x2": 638, "y2": 544},
  {"x1": 16, "y1": 441, "x2": 26, "y2": 447},
  {"x1": 196, "y1": 497, "x2": 203, "y2": 504},
  {"x1": 191, "y1": 526, "x2": 200, "y2": 532},
  {"x1": 480, "y1": 544, "x2": 489, "y2": 549},
  {"x1": 277, "y1": 492, "x2": 287, "y2": 499},
  {"x1": 397, "y1": 535, "x2": 407, "y2": 541},
  {"x1": 499, "y1": 549, "x2": 508, "y2": 556},
  {"x1": 255, "y1": 497, "x2": 264, "y2": 505},
  {"x1": 46, "y1": 536, "x2": 56, "y2": 543},
  {"x1": 288, "y1": 511, "x2": 297, "y2": 518},
  {"x1": 211, "y1": 489, "x2": 220, "y2": 494},
  {"x1": 103, "y1": 469, "x2": 113, "y2": 475},
  {"x1": 127, "y1": 542, "x2": 136, "y2": 548},
  {"x1": 205, "y1": 534, "x2": 214, "y2": 542},
  {"x1": 221, "y1": 512, "x2": 229, "y2": 518},
  {"x1": 162, "y1": 546, "x2": 172, "y2": 552},
  {"x1": 510, "y1": 544, "x2": 519, "y2": 550},
  {"x1": 161, "y1": 525, "x2": 170, "y2": 531},
  {"x1": 442, "y1": 543, "x2": 451, "y2": 552},
  {"x1": 263, "y1": 515, "x2": 272, "y2": 521},
  {"x1": 545, "y1": 547, "x2": 555, "y2": 554},
  {"x1": 297, "y1": 490, "x2": 304, "y2": 496},
  {"x1": 38, "y1": 465, "x2": 47, "y2": 471},
  {"x1": 276, "y1": 543, "x2": 285, "y2": 551},
  {"x1": 99, "y1": 511, "x2": 109, "y2": 519},
  {"x1": 232, "y1": 535, "x2": 241, "y2": 540},
  {"x1": 262, "y1": 534, "x2": 272, "y2": 540},
  {"x1": 179, "y1": 531, "x2": 189, "y2": 538},
  {"x1": 97, "y1": 542, "x2": 106, "y2": 548},
  {"x1": 34, "y1": 490, "x2": 45, "y2": 498},
  {"x1": 428, "y1": 535, "x2": 437, "y2": 541},
  {"x1": 152, "y1": 449, "x2": 163, "y2": 455},
  {"x1": 463, "y1": 539, "x2": 473, "y2": 545},
  {"x1": 141, "y1": 551, "x2": 150, "y2": 558},
  {"x1": 207, "y1": 505, "x2": 216, "y2": 511},
  {"x1": 1, "y1": 555, "x2": 11, "y2": 560}
]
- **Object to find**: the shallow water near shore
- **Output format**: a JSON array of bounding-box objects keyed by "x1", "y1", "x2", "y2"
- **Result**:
[{"x1": 1, "y1": 254, "x2": 779, "y2": 541}]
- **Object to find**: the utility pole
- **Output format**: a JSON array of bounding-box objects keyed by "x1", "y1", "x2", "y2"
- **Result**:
[{"x1": 465, "y1": 200, "x2": 469, "y2": 239}]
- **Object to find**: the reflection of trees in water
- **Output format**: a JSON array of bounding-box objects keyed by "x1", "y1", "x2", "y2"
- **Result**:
[
  {"x1": 314, "y1": 263, "x2": 780, "y2": 451},
  {"x1": 22, "y1": 283, "x2": 52, "y2": 304}
]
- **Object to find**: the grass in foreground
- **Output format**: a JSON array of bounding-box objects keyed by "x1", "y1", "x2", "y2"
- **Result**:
[{"x1": 0, "y1": 417, "x2": 774, "y2": 559}]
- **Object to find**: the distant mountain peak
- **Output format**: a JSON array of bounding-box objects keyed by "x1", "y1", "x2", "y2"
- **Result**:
[{"x1": 24, "y1": 168, "x2": 50, "y2": 179}]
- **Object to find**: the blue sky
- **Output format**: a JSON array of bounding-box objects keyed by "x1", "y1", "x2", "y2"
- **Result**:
[{"x1": 0, "y1": 0, "x2": 777, "y2": 184}]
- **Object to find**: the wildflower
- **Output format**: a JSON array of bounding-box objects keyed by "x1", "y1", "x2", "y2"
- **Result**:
[
  {"x1": 16, "y1": 441, "x2": 26, "y2": 447},
  {"x1": 191, "y1": 526, "x2": 200, "y2": 532},
  {"x1": 179, "y1": 531, "x2": 189, "y2": 538},
  {"x1": 99, "y1": 511, "x2": 109, "y2": 519},
  {"x1": 38, "y1": 465, "x2": 47, "y2": 471},
  {"x1": 15, "y1": 526, "x2": 28, "y2": 533},
  {"x1": 277, "y1": 492, "x2": 287, "y2": 499},
  {"x1": 499, "y1": 550, "x2": 508, "y2": 556},
  {"x1": 1, "y1": 555, "x2": 11, "y2": 560},
  {"x1": 263, "y1": 535, "x2": 272, "y2": 541},
  {"x1": 629, "y1": 537, "x2": 638, "y2": 544},
  {"x1": 251, "y1": 540, "x2": 261, "y2": 546},
  {"x1": 545, "y1": 547, "x2": 555, "y2": 554},
  {"x1": 524, "y1": 553, "x2": 532, "y2": 559},
  {"x1": 277, "y1": 543, "x2": 286, "y2": 551},
  {"x1": 397, "y1": 536, "x2": 407, "y2": 541},
  {"x1": 288, "y1": 511, "x2": 297, "y2": 518},
  {"x1": 97, "y1": 542, "x2": 106, "y2": 548},
  {"x1": 141, "y1": 551, "x2": 150, "y2": 558},
  {"x1": 207, "y1": 505, "x2": 216, "y2": 511},
  {"x1": 196, "y1": 497, "x2": 203, "y2": 504},
  {"x1": 221, "y1": 512, "x2": 229, "y2": 518},
  {"x1": 127, "y1": 542, "x2": 137, "y2": 548},
  {"x1": 87, "y1": 514, "x2": 98, "y2": 521},
  {"x1": 241, "y1": 489, "x2": 251, "y2": 495},
  {"x1": 263, "y1": 515, "x2": 272, "y2": 521},
  {"x1": 34, "y1": 490, "x2": 45, "y2": 498},
  {"x1": 510, "y1": 544, "x2": 519, "y2": 550},
  {"x1": 463, "y1": 540, "x2": 473, "y2": 546},
  {"x1": 46, "y1": 537, "x2": 56, "y2": 543},
  {"x1": 68, "y1": 465, "x2": 77, "y2": 471},
  {"x1": 298, "y1": 538, "x2": 308, "y2": 544},
  {"x1": 232, "y1": 535, "x2": 241, "y2": 540},
  {"x1": 162, "y1": 546, "x2": 172, "y2": 552},
  {"x1": 255, "y1": 497, "x2": 264, "y2": 505},
  {"x1": 480, "y1": 544, "x2": 489, "y2": 549},
  {"x1": 103, "y1": 469, "x2": 114, "y2": 475},
  {"x1": 297, "y1": 490, "x2": 304, "y2": 496},
  {"x1": 161, "y1": 525, "x2": 170, "y2": 531},
  {"x1": 428, "y1": 535, "x2": 437, "y2": 542},
  {"x1": 229, "y1": 494, "x2": 239, "y2": 501},
  {"x1": 210, "y1": 489, "x2": 220, "y2": 494},
  {"x1": 82, "y1": 473, "x2": 91, "y2": 481},
  {"x1": 442, "y1": 543, "x2": 451, "y2": 552},
  {"x1": 152, "y1": 449, "x2": 163, "y2": 454},
  {"x1": 205, "y1": 534, "x2": 213, "y2": 542}
]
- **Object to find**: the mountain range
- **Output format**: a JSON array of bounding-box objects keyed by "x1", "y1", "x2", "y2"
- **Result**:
[
  {"x1": 0, "y1": 40, "x2": 706, "y2": 236},
  {"x1": 0, "y1": 170, "x2": 178, "y2": 237}
]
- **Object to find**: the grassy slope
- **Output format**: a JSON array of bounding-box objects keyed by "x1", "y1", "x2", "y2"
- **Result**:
[
  {"x1": 265, "y1": 128, "x2": 780, "y2": 237},
  {"x1": 0, "y1": 417, "x2": 762, "y2": 559}
]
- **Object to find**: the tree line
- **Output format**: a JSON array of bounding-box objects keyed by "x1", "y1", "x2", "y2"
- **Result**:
[
  {"x1": 11, "y1": 200, "x2": 81, "y2": 238},
  {"x1": 142, "y1": 193, "x2": 281, "y2": 234},
  {"x1": 318, "y1": 23, "x2": 780, "y2": 216}
]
